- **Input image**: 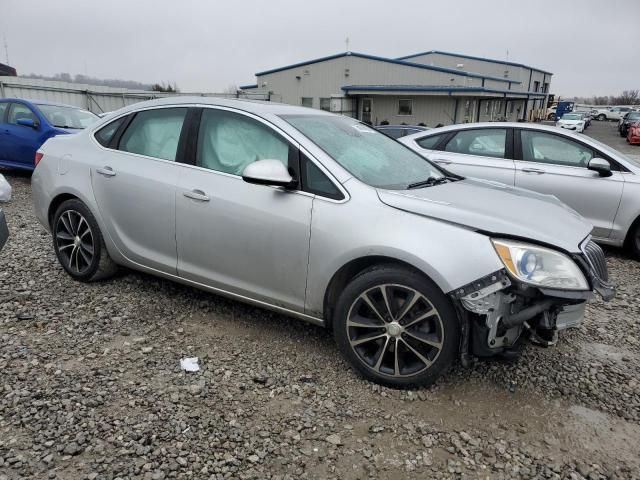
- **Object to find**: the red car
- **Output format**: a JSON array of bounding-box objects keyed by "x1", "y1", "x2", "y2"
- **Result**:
[{"x1": 628, "y1": 122, "x2": 640, "y2": 145}]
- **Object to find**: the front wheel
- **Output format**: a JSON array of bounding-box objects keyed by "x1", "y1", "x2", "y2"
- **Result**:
[
  {"x1": 333, "y1": 265, "x2": 460, "y2": 388},
  {"x1": 597, "y1": 114, "x2": 606, "y2": 121},
  {"x1": 52, "y1": 199, "x2": 118, "y2": 282}
]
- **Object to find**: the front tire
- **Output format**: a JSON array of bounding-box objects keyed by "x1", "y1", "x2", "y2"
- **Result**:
[
  {"x1": 597, "y1": 114, "x2": 606, "y2": 121},
  {"x1": 52, "y1": 199, "x2": 118, "y2": 282},
  {"x1": 333, "y1": 265, "x2": 460, "y2": 388}
]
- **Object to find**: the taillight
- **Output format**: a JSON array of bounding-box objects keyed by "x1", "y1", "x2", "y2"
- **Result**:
[{"x1": 35, "y1": 152, "x2": 44, "y2": 167}]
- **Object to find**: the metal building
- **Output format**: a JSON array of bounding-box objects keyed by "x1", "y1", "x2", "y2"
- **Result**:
[{"x1": 240, "y1": 50, "x2": 552, "y2": 126}]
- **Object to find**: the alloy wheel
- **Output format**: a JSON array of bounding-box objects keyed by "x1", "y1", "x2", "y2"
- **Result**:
[
  {"x1": 346, "y1": 284, "x2": 444, "y2": 377},
  {"x1": 55, "y1": 210, "x2": 95, "y2": 275}
]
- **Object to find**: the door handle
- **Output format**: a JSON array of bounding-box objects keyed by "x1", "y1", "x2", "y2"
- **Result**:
[
  {"x1": 183, "y1": 189, "x2": 210, "y2": 202},
  {"x1": 96, "y1": 166, "x2": 116, "y2": 177},
  {"x1": 433, "y1": 159, "x2": 452, "y2": 165},
  {"x1": 522, "y1": 167, "x2": 545, "y2": 174}
]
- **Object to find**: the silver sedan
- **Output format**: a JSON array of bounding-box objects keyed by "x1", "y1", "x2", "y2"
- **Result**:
[
  {"x1": 399, "y1": 122, "x2": 640, "y2": 257},
  {"x1": 32, "y1": 98, "x2": 613, "y2": 387}
]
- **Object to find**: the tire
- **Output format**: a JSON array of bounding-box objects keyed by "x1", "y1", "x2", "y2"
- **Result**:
[
  {"x1": 333, "y1": 265, "x2": 459, "y2": 388},
  {"x1": 52, "y1": 199, "x2": 118, "y2": 282},
  {"x1": 548, "y1": 113, "x2": 556, "y2": 121},
  {"x1": 597, "y1": 114, "x2": 606, "y2": 121}
]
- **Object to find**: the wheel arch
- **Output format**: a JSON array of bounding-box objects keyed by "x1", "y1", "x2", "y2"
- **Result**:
[
  {"x1": 48, "y1": 192, "x2": 80, "y2": 228},
  {"x1": 322, "y1": 255, "x2": 442, "y2": 329}
]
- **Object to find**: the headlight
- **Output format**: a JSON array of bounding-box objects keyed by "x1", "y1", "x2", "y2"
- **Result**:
[{"x1": 491, "y1": 239, "x2": 589, "y2": 290}]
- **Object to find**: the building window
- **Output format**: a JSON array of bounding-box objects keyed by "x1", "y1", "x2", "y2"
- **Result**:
[
  {"x1": 543, "y1": 82, "x2": 549, "y2": 93},
  {"x1": 398, "y1": 99, "x2": 413, "y2": 116},
  {"x1": 319, "y1": 98, "x2": 331, "y2": 111},
  {"x1": 484, "y1": 102, "x2": 490, "y2": 115},
  {"x1": 508, "y1": 101, "x2": 515, "y2": 114},
  {"x1": 464, "y1": 100, "x2": 471, "y2": 117},
  {"x1": 301, "y1": 97, "x2": 313, "y2": 108},
  {"x1": 533, "y1": 81, "x2": 540, "y2": 92}
]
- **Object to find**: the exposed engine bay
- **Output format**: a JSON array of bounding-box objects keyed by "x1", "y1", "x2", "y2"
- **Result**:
[{"x1": 451, "y1": 270, "x2": 588, "y2": 361}]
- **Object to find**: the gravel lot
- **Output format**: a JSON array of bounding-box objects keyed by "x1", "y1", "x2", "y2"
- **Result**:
[{"x1": 1, "y1": 170, "x2": 640, "y2": 479}]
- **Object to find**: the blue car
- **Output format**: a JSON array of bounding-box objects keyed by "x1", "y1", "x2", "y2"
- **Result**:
[{"x1": 0, "y1": 98, "x2": 98, "y2": 171}]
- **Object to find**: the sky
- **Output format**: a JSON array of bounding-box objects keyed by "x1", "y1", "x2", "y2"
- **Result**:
[{"x1": 1, "y1": 0, "x2": 639, "y2": 97}]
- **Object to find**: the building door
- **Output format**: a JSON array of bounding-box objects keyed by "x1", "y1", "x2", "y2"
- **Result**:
[{"x1": 361, "y1": 98, "x2": 372, "y2": 124}]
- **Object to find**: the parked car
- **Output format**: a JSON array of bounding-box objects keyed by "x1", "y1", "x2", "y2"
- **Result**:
[
  {"x1": 0, "y1": 207, "x2": 7, "y2": 252},
  {"x1": 375, "y1": 124, "x2": 429, "y2": 139},
  {"x1": 628, "y1": 121, "x2": 640, "y2": 145},
  {"x1": 619, "y1": 111, "x2": 640, "y2": 137},
  {"x1": 0, "y1": 98, "x2": 98, "y2": 171},
  {"x1": 556, "y1": 113, "x2": 586, "y2": 133},
  {"x1": 32, "y1": 98, "x2": 613, "y2": 387},
  {"x1": 400, "y1": 122, "x2": 640, "y2": 257},
  {"x1": 593, "y1": 106, "x2": 634, "y2": 122},
  {"x1": 578, "y1": 111, "x2": 592, "y2": 128}
]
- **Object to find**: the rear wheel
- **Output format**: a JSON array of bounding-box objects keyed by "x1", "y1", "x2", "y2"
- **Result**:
[
  {"x1": 626, "y1": 222, "x2": 640, "y2": 260},
  {"x1": 52, "y1": 199, "x2": 117, "y2": 281},
  {"x1": 333, "y1": 265, "x2": 459, "y2": 388},
  {"x1": 597, "y1": 114, "x2": 606, "y2": 121}
]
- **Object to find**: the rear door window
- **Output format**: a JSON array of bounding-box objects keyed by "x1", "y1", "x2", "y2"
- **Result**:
[
  {"x1": 94, "y1": 117, "x2": 127, "y2": 147},
  {"x1": 416, "y1": 133, "x2": 446, "y2": 149},
  {"x1": 444, "y1": 128, "x2": 506, "y2": 158},
  {"x1": 118, "y1": 108, "x2": 187, "y2": 161}
]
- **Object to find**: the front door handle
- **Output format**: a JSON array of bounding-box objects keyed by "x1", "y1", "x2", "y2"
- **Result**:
[
  {"x1": 183, "y1": 189, "x2": 210, "y2": 202},
  {"x1": 96, "y1": 166, "x2": 116, "y2": 177},
  {"x1": 522, "y1": 167, "x2": 545, "y2": 174},
  {"x1": 433, "y1": 159, "x2": 452, "y2": 165}
]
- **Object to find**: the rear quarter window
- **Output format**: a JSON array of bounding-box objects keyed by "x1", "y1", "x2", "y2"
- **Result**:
[
  {"x1": 94, "y1": 117, "x2": 126, "y2": 147},
  {"x1": 415, "y1": 133, "x2": 445, "y2": 149}
]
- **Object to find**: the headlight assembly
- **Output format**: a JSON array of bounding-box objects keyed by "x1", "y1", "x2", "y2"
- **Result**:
[{"x1": 491, "y1": 239, "x2": 589, "y2": 290}]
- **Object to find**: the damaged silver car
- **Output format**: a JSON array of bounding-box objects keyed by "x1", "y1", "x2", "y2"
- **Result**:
[{"x1": 31, "y1": 98, "x2": 614, "y2": 387}]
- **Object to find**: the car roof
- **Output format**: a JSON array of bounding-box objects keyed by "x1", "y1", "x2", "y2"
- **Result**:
[
  {"x1": 110, "y1": 96, "x2": 334, "y2": 117},
  {"x1": 401, "y1": 121, "x2": 586, "y2": 141},
  {"x1": 0, "y1": 97, "x2": 85, "y2": 109},
  {"x1": 376, "y1": 125, "x2": 428, "y2": 129}
]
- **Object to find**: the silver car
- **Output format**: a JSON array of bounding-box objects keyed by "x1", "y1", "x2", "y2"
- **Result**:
[
  {"x1": 400, "y1": 122, "x2": 640, "y2": 258},
  {"x1": 32, "y1": 98, "x2": 613, "y2": 387}
]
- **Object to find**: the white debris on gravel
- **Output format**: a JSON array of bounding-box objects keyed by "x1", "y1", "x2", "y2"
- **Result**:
[{"x1": 180, "y1": 357, "x2": 200, "y2": 372}]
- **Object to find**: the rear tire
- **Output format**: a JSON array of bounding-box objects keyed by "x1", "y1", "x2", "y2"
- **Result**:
[
  {"x1": 333, "y1": 265, "x2": 459, "y2": 388},
  {"x1": 597, "y1": 114, "x2": 606, "y2": 121},
  {"x1": 625, "y1": 221, "x2": 640, "y2": 260},
  {"x1": 52, "y1": 199, "x2": 118, "y2": 282}
]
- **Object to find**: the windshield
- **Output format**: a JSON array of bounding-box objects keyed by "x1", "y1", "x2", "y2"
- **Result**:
[
  {"x1": 37, "y1": 104, "x2": 99, "y2": 129},
  {"x1": 282, "y1": 114, "x2": 445, "y2": 189},
  {"x1": 627, "y1": 113, "x2": 640, "y2": 120},
  {"x1": 561, "y1": 114, "x2": 581, "y2": 120}
]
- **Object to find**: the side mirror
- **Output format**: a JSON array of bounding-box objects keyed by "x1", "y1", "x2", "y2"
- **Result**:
[
  {"x1": 16, "y1": 118, "x2": 38, "y2": 129},
  {"x1": 588, "y1": 158, "x2": 612, "y2": 177},
  {"x1": 242, "y1": 159, "x2": 295, "y2": 188}
]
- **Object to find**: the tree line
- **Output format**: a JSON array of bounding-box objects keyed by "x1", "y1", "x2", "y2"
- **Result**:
[
  {"x1": 21, "y1": 72, "x2": 178, "y2": 93},
  {"x1": 569, "y1": 90, "x2": 639, "y2": 106}
]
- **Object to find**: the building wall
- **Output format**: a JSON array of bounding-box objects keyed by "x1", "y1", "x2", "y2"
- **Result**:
[
  {"x1": 251, "y1": 55, "x2": 485, "y2": 107},
  {"x1": 365, "y1": 95, "x2": 457, "y2": 126}
]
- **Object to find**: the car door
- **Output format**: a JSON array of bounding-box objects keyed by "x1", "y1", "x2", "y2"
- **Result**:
[
  {"x1": 514, "y1": 128, "x2": 624, "y2": 238},
  {"x1": 420, "y1": 127, "x2": 516, "y2": 185},
  {"x1": 90, "y1": 107, "x2": 188, "y2": 274},
  {"x1": 175, "y1": 107, "x2": 313, "y2": 312},
  {"x1": 2, "y1": 102, "x2": 44, "y2": 166}
]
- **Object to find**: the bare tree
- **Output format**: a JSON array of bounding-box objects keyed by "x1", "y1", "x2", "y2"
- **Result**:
[
  {"x1": 619, "y1": 89, "x2": 640, "y2": 105},
  {"x1": 223, "y1": 84, "x2": 239, "y2": 95}
]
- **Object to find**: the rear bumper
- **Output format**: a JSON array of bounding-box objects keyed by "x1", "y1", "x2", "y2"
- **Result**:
[{"x1": 0, "y1": 209, "x2": 8, "y2": 252}]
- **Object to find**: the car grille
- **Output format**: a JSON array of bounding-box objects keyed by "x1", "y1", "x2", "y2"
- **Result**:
[{"x1": 582, "y1": 240, "x2": 608, "y2": 282}]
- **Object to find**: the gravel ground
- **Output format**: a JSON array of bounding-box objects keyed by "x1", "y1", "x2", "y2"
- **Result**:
[{"x1": 1, "y1": 172, "x2": 639, "y2": 480}]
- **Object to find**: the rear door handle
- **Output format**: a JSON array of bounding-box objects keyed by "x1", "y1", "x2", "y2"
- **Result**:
[
  {"x1": 433, "y1": 159, "x2": 452, "y2": 165},
  {"x1": 183, "y1": 189, "x2": 210, "y2": 202},
  {"x1": 96, "y1": 166, "x2": 116, "y2": 177},
  {"x1": 522, "y1": 167, "x2": 545, "y2": 174}
]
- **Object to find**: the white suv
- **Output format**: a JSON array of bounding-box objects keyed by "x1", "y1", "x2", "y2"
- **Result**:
[{"x1": 594, "y1": 106, "x2": 634, "y2": 121}]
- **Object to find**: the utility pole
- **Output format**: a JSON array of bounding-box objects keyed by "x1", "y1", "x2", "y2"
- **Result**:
[
  {"x1": 345, "y1": 37, "x2": 350, "y2": 53},
  {"x1": 3, "y1": 34, "x2": 9, "y2": 65}
]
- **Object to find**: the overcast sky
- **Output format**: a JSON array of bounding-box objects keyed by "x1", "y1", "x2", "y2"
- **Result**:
[{"x1": 1, "y1": 0, "x2": 639, "y2": 97}]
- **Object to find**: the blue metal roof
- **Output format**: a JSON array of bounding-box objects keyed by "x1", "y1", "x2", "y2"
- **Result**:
[
  {"x1": 396, "y1": 50, "x2": 553, "y2": 76},
  {"x1": 340, "y1": 85, "x2": 547, "y2": 97},
  {"x1": 254, "y1": 52, "x2": 521, "y2": 85}
]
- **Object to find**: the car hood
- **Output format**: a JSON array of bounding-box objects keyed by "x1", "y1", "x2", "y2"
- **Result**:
[{"x1": 377, "y1": 178, "x2": 592, "y2": 253}]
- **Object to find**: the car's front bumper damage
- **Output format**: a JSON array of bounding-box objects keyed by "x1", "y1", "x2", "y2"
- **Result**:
[{"x1": 450, "y1": 241, "x2": 614, "y2": 360}]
